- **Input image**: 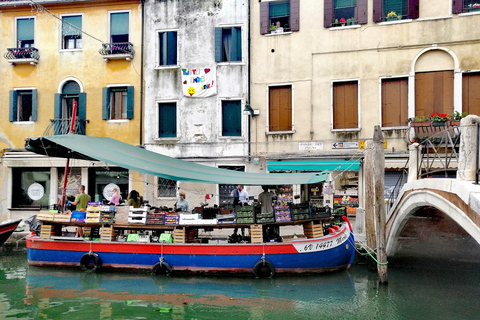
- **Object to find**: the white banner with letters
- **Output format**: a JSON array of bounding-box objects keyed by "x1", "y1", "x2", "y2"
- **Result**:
[{"x1": 181, "y1": 67, "x2": 216, "y2": 98}]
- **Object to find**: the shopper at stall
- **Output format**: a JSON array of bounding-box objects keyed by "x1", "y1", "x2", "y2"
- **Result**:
[
  {"x1": 108, "y1": 188, "x2": 122, "y2": 206},
  {"x1": 174, "y1": 191, "x2": 189, "y2": 212},
  {"x1": 258, "y1": 185, "x2": 274, "y2": 213},
  {"x1": 127, "y1": 190, "x2": 141, "y2": 208},
  {"x1": 231, "y1": 185, "x2": 249, "y2": 206}
]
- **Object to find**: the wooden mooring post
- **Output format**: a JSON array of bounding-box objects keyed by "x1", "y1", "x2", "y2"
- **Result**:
[{"x1": 364, "y1": 126, "x2": 388, "y2": 284}]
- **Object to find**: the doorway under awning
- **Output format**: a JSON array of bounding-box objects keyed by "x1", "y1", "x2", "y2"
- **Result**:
[{"x1": 267, "y1": 160, "x2": 361, "y2": 172}]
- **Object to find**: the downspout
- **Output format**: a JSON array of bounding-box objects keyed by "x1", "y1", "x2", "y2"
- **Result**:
[
  {"x1": 140, "y1": 0, "x2": 145, "y2": 146},
  {"x1": 247, "y1": 0, "x2": 251, "y2": 161}
]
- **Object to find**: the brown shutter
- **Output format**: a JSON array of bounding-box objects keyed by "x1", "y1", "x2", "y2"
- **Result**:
[
  {"x1": 324, "y1": 0, "x2": 334, "y2": 28},
  {"x1": 463, "y1": 73, "x2": 480, "y2": 115},
  {"x1": 290, "y1": 0, "x2": 300, "y2": 32},
  {"x1": 382, "y1": 78, "x2": 408, "y2": 127},
  {"x1": 356, "y1": 0, "x2": 368, "y2": 25},
  {"x1": 452, "y1": 0, "x2": 463, "y2": 14},
  {"x1": 407, "y1": 0, "x2": 419, "y2": 19},
  {"x1": 415, "y1": 71, "x2": 454, "y2": 117},
  {"x1": 373, "y1": 0, "x2": 383, "y2": 22},
  {"x1": 333, "y1": 82, "x2": 358, "y2": 129},
  {"x1": 269, "y1": 86, "x2": 292, "y2": 131},
  {"x1": 260, "y1": 2, "x2": 270, "y2": 35}
]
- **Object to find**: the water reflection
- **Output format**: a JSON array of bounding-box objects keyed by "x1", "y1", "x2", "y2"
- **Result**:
[{"x1": 1, "y1": 252, "x2": 479, "y2": 320}]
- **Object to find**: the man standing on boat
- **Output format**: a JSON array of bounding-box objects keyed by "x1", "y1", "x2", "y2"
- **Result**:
[
  {"x1": 71, "y1": 185, "x2": 91, "y2": 211},
  {"x1": 231, "y1": 185, "x2": 249, "y2": 206}
]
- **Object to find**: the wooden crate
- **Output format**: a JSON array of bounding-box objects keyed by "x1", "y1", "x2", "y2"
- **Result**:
[
  {"x1": 250, "y1": 224, "x2": 263, "y2": 243},
  {"x1": 53, "y1": 212, "x2": 72, "y2": 223},
  {"x1": 173, "y1": 227, "x2": 186, "y2": 243},
  {"x1": 303, "y1": 221, "x2": 324, "y2": 238},
  {"x1": 82, "y1": 226, "x2": 92, "y2": 236},
  {"x1": 40, "y1": 224, "x2": 61, "y2": 239},
  {"x1": 101, "y1": 226, "x2": 118, "y2": 241},
  {"x1": 114, "y1": 206, "x2": 129, "y2": 224},
  {"x1": 37, "y1": 210, "x2": 56, "y2": 222},
  {"x1": 187, "y1": 228, "x2": 198, "y2": 243}
]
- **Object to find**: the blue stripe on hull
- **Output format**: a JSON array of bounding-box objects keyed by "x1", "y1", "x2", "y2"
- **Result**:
[{"x1": 28, "y1": 235, "x2": 355, "y2": 272}]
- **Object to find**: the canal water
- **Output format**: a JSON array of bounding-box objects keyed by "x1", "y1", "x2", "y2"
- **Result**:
[{"x1": 1, "y1": 252, "x2": 479, "y2": 320}]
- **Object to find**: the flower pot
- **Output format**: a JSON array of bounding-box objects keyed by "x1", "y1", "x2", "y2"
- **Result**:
[
  {"x1": 432, "y1": 121, "x2": 447, "y2": 127},
  {"x1": 450, "y1": 120, "x2": 461, "y2": 126},
  {"x1": 387, "y1": 17, "x2": 397, "y2": 21},
  {"x1": 410, "y1": 121, "x2": 430, "y2": 127}
]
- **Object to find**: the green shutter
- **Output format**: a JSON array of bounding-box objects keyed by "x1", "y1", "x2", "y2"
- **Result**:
[
  {"x1": 9, "y1": 90, "x2": 18, "y2": 122},
  {"x1": 54, "y1": 93, "x2": 62, "y2": 119},
  {"x1": 31, "y1": 89, "x2": 37, "y2": 121},
  {"x1": 127, "y1": 86, "x2": 134, "y2": 119},
  {"x1": 159, "y1": 103, "x2": 176, "y2": 138},
  {"x1": 214, "y1": 27, "x2": 222, "y2": 62},
  {"x1": 102, "y1": 87, "x2": 110, "y2": 120},
  {"x1": 167, "y1": 31, "x2": 177, "y2": 65},
  {"x1": 78, "y1": 92, "x2": 86, "y2": 120},
  {"x1": 231, "y1": 27, "x2": 241, "y2": 62},
  {"x1": 222, "y1": 101, "x2": 241, "y2": 136}
]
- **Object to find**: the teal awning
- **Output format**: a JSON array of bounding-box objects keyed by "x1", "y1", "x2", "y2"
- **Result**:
[
  {"x1": 267, "y1": 160, "x2": 361, "y2": 172},
  {"x1": 25, "y1": 135, "x2": 328, "y2": 185}
]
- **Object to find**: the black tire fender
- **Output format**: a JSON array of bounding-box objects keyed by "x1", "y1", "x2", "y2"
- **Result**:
[
  {"x1": 152, "y1": 261, "x2": 173, "y2": 275},
  {"x1": 80, "y1": 252, "x2": 102, "y2": 272},
  {"x1": 253, "y1": 260, "x2": 275, "y2": 278}
]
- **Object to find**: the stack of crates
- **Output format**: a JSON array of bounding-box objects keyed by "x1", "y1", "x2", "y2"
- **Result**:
[
  {"x1": 187, "y1": 229, "x2": 198, "y2": 242},
  {"x1": 173, "y1": 227, "x2": 186, "y2": 243},
  {"x1": 291, "y1": 203, "x2": 311, "y2": 221},
  {"x1": 250, "y1": 224, "x2": 263, "y2": 243},
  {"x1": 128, "y1": 207, "x2": 147, "y2": 224},
  {"x1": 303, "y1": 221, "x2": 324, "y2": 238},
  {"x1": 236, "y1": 206, "x2": 255, "y2": 224},
  {"x1": 147, "y1": 211, "x2": 165, "y2": 225},
  {"x1": 274, "y1": 204, "x2": 291, "y2": 222},
  {"x1": 101, "y1": 226, "x2": 118, "y2": 241},
  {"x1": 40, "y1": 224, "x2": 61, "y2": 239},
  {"x1": 164, "y1": 212, "x2": 179, "y2": 225},
  {"x1": 86, "y1": 205, "x2": 101, "y2": 223},
  {"x1": 100, "y1": 206, "x2": 116, "y2": 223}
]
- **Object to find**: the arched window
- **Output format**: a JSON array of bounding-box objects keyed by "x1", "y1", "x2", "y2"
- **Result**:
[{"x1": 54, "y1": 79, "x2": 86, "y2": 134}]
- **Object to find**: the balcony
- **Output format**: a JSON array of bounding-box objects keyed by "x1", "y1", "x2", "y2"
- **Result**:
[
  {"x1": 99, "y1": 42, "x2": 134, "y2": 62},
  {"x1": 4, "y1": 47, "x2": 39, "y2": 65},
  {"x1": 43, "y1": 118, "x2": 88, "y2": 136}
]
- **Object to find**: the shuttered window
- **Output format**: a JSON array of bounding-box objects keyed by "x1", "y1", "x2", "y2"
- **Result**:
[
  {"x1": 462, "y1": 72, "x2": 480, "y2": 116},
  {"x1": 9, "y1": 89, "x2": 37, "y2": 122},
  {"x1": 453, "y1": 0, "x2": 480, "y2": 13},
  {"x1": 158, "y1": 102, "x2": 177, "y2": 138},
  {"x1": 17, "y1": 18, "x2": 34, "y2": 47},
  {"x1": 415, "y1": 71, "x2": 454, "y2": 118},
  {"x1": 110, "y1": 12, "x2": 129, "y2": 43},
  {"x1": 324, "y1": 0, "x2": 367, "y2": 27},
  {"x1": 102, "y1": 86, "x2": 134, "y2": 120},
  {"x1": 333, "y1": 81, "x2": 358, "y2": 129},
  {"x1": 222, "y1": 100, "x2": 242, "y2": 136},
  {"x1": 260, "y1": 0, "x2": 300, "y2": 34},
  {"x1": 381, "y1": 78, "x2": 408, "y2": 127},
  {"x1": 62, "y1": 15, "x2": 82, "y2": 49},
  {"x1": 373, "y1": 0, "x2": 419, "y2": 22},
  {"x1": 215, "y1": 27, "x2": 242, "y2": 62},
  {"x1": 159, "y1": 31, "x2": 177, "y2": 66},
  {"x1": 269, "y1": 85, "x2": 292, "y2": 132}
]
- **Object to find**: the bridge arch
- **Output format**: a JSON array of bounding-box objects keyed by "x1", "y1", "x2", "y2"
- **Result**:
[{"x1": 386, "y1": 189, "x2": 480, "y2": 256}]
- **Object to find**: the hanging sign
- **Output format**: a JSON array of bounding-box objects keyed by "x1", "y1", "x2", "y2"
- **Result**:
[
  {"x1": 181, "y1": 67, "x2": 216, "y2": 98},
  {"x1": 27, "y1": 182, "x2": 44, "y2": 201}
]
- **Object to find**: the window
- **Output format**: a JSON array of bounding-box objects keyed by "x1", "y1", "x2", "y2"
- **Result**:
[
  {"x1": 268, "y1": 85, "x2": 292, "y2": 132},
  {"x1": 62, "y1": 15, "x2": 82, "y2": 49},
  {"x1": 11, "y1": 168, "x2": 50, "y2": 208},
  {"x1": 373, "y1": 0, "x2": 419, "y2": 22},
  {"x1": 324, "y1": 0, "x2": 367, "y2": 27},
  {"x1": 159, "y1": 31, "x2": 177, "y2": 66},
  {"x1": 260, "y1": 0, "x2": 300, "y2": 34},
  {"x1": 333, "y1": 81, "x2": 358, "y2": 129},
  {"x1": 102, "y1": 87, "x2": 134, "y2": 120},
  {"x1": 54, "y1": 80, "x2": 86, "y2": 134},
  {"x1": 88, "y1": 167, "x2": 128, "y2": 203},
  {"x1": 462, "y1": 72, "x2": 480, "y2": 116},
  {"x1": 158, "y1": 102, "x2": 177, "y2": 138},
  {"x1": 215, "y1": 27, "x2": 242, "y2": 62},
  {"x1": 9, "y1": 89, "x2": 37, "y2": 122},
  {"x1": 222, "y1": 100, "x2": 242, "y2": 136},
  {"x1": 110, "y1": 12, "x2": 129, "y2": 43},
  {"x1": 158, "y1": 178, "x2": 177, "y2": 197},
  {"x1": 381, "y1": 78, "x2": 408, "y2": 127},
  {"x1": 415, "y1": 71, "x2": 453, "y2": 119},
  {"x1": 16, "y1": 17, "x2": 34, "y2": 48},
  {"x1": 453, "y1": 0, "x2": 480, "y2": 14}
]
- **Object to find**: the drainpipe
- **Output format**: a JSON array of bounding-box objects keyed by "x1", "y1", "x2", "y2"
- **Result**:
[
  {"x1": 140, "y1": 0, "x2": 145, "y2": 146},
  {"x1": 247, "y1": 0, "x2": 251, "y2": 161}
]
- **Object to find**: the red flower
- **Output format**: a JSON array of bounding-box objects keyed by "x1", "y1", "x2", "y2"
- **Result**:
[{"x1": 340, "y1": 18, "x2": 346, "y2": 23}]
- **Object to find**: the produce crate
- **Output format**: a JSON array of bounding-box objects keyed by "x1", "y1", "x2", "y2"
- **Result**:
[
  {"x1": 237, "y1": 217, "x2": 255, "y2": 224},
  {"x1": 250, "y1": 224, "x2": 263, "y2": 243},
  {"x1": 187, "y1": 228, "x2": 198, "y2": 242},
  {"x1": 164, "y1": 213, "x2": 179, "y2": 225},
  {"x1": 173, "y1": 227, "x2": 186, "y2": 243},
  {"x1": 256, "y1": 217, "x2": 275, "y2": 223},
  {"x1": 37, "y1": 211, "x2": 56, "y2": 222},
  {"x1": 101, "y1": 226, "x2": 118, "y2": 241},
  {"x1": 53, "y1": 212, "x2": 72, "y2": 223},
  {"x1": 303, "y1": 221, "x2": 324, "y2": 238},
  {"x1": 236, "y1": 211, "x2": 254, "y2": 218},
  {"x1": 40, "y1": 224, "x2": 61, "y2": 239}
]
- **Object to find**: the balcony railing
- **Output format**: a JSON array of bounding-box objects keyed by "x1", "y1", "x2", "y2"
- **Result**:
[
  {"x1": 4, "y1": 47, "x2": 39, "y2": 65},
  {"x1": 99, "y1": 42, "x2": 134, "y2": 61},
  {"x1": 43, "y1": 118, "x2": 88, "y2": 136}
]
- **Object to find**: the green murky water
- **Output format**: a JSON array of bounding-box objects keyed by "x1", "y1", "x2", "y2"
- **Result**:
[{"x1": 1, "y1": 252, "x2": 479, "y2": 320}]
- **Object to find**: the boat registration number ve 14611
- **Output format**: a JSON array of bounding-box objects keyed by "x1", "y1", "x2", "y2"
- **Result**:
[{"x1": 293, "y1": 230, "x2": 350, "y2": 253}]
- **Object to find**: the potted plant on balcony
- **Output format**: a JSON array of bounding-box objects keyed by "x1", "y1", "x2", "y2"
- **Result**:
[
  {"x1": 339, "y1": 18, "x2": 346, "y2": 26},
  {"x1": 409, "y1": 116, "x2": 429, "y2": 127},
  {"x1": 449, "y1": 111, "x2": 467, "y2": 126},
  {"x1": 468, "y1": 3, "x2": 480, "y2": 11},
  {"x1": 387, "y1": 11, "x2": 397, "y2": 21},
  {"x1": 347, "y1": 18, "x2": 356, "y2": 25},
  {"x1": 431, "y1": 112, "x2": 449, "y2": 126}
]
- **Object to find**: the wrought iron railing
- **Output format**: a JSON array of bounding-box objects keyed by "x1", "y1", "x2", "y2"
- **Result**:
[
  {"x1": 4, "y1": 47, "x2": 40, "y2": 60},
  {"x1": 43, "y1": 118, "x2": 87, "y2": 136},
  {"x1": 98, "y1": 42, "x2": 134, "y2": 57}
]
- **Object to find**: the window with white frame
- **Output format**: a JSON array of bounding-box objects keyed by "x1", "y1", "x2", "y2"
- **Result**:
[
  {"x1": 215, "y1": 26, "x2": 242, "y2": 62},
  {"x1": 333, "y1": 81, "x2": 358, "y2": 129},
  {"x1": 222, "y1": 100, "x2": 242, "y2": 136},
  {"x1": 269, "y1": 85, "x2": 292, "y2": 132},
  {"x1": 158, "y1": 102, "x2": 177, "y2": 138},
  {"x1": 62, "y1": 15, "x2": 82, "y2": 49},
  {"x1": 158, "y1": 31, "x2": 177, "y2": 66},
  {"x1": 110, "y1": 12, "x2": 129, "y2": 43},
  {"x1": 16, "y1": 17, "x2": 34, "y2": 48},
  {"x1": 102, "y1": 86, "x2": 134, "y2": 120},
  {"x1": 9, "y1": 89, "x2": 37, "y2": 122}
]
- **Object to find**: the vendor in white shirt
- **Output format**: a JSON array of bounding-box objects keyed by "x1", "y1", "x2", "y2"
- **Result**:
[{"x1": 231, "y1": 185, "x2": 249, "y2": 206}]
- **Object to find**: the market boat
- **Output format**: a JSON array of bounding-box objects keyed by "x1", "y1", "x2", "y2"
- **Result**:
[
  {"x1": 24, "y1": 134, "x2": 355, "y2": 277},
  {"x1": 26, "y1": 217, "x2": 354, "y2": 277},
  {"x1": 0, "y1": 219, "x2": 22, "y2": 246}
]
